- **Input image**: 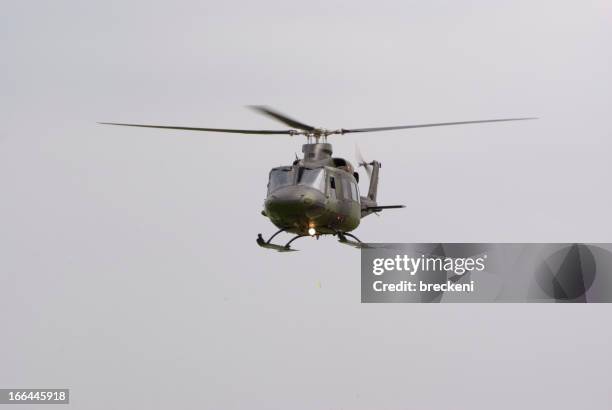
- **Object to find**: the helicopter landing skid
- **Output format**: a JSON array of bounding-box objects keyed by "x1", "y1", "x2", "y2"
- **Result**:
[
  {"x1": 257, "y1": 231, "x2": 306, "y2": 252},
  {"x1": 337, "y1": 232, "x2": 370, "y2": 249}
]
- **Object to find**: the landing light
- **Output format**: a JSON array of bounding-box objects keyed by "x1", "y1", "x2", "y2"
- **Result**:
[{"x1": 308, "y1": 227, "x2": 316, "y2": 236}]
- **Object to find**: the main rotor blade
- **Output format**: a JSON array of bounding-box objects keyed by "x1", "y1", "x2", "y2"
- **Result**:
[
  {"x1": 341, "y1": 117, "x2": 537, "y2": 134},
  {"x1": 248, "y1": 105, "x2": 316, "y2": 132},
  {"x1": 98, "y1": 122, "x2": 293, "y2": 135}
]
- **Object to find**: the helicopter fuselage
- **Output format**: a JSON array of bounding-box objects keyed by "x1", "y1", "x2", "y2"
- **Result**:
[{"x1": 264, "y1": 164, "x2": 361, "y2": 235}]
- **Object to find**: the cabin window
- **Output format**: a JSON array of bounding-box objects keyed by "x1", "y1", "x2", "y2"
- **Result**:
[
  {"x1": 337, "y1": 178, "x2": 348, "y2": 200},
  {"x1": 350, "y1": 182, "x2": 359, "y2": 201},
  {"x1": 268, "y1": 168, "x2": 293, "y2": 193},
  {"x1": 329, "y1": 176, "x2": 337, "y2": 199}
]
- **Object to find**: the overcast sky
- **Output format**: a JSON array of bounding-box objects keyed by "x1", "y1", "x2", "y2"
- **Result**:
[{"x1": 1, "y1": 1, "x2": 611, "y2": 409}]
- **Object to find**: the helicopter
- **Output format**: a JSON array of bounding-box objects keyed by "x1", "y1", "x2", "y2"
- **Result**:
[{"x1": 100, "y1": 106, "x2": 535, "y2": 251}]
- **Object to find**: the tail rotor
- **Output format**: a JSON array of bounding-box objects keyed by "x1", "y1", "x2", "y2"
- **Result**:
[{"x1": 355, "y1": 144, "x2": 372, "y2": 179}]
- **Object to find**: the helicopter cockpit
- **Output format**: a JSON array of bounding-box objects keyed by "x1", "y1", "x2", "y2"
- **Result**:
[
  {"x1": 267, "y1": 166, "x2": 326, "y2": 195},
  {"x1": 267, "y1": 167, "x2": 293, "y2": 194}
]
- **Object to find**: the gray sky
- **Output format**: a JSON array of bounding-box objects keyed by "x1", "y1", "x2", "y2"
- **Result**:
[{"x1": 1, "y1": 0, "x2": 611, "y2": 408}]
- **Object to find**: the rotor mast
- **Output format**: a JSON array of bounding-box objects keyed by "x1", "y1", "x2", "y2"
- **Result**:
[{"x1": 297, "y1": 128, "x2": 345, "y2": 144}]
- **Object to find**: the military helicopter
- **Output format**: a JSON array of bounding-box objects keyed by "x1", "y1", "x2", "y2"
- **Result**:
[{"x1": 100, "y1": 106, "x2": 535, "y2": 251}]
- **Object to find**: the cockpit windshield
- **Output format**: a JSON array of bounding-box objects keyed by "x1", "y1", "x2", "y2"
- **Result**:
[
  {"x1": 268, "y1": 167, "x2": 326, "y2": 194},
  {"x1": 297, "y1": 168, "x2": 325, "y2": 192},
  {"x1": 268, "y1": 167, "x2": 293, "y2": 194}
]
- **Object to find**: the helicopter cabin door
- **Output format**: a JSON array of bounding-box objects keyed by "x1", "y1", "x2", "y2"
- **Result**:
[
  {"x1": 338, "y1": 174, "x2": 359, "y2": 205},
  {"x1": 327, "y1": 171, "x2": 360, "y2": 229}
]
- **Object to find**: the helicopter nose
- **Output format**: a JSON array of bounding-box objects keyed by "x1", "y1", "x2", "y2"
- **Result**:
[{"x1": 265, "y1": 186, "x2": 325, "y2": 220}]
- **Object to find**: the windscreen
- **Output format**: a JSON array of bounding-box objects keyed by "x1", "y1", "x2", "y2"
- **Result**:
[
  {"x1": 268, "y1": 168, "x2": 293, "y2": 193},
  {"x1": 298, "y1": 168, "x2": 325, "y2": 192}
]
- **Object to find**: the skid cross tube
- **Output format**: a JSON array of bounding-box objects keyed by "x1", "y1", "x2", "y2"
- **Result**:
[
  {"x1": 339, "y1": 232, "x2": 362, "y2": 243},
  {"x1": 337, "y1": 231, "x2": 369, "y2": 249},
  {"x1": 259, "y1": 228, "x2": 286, "y2": 245},
  {"x1": 284, "y1": 234, "x2": 307, "y2": 249}
]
